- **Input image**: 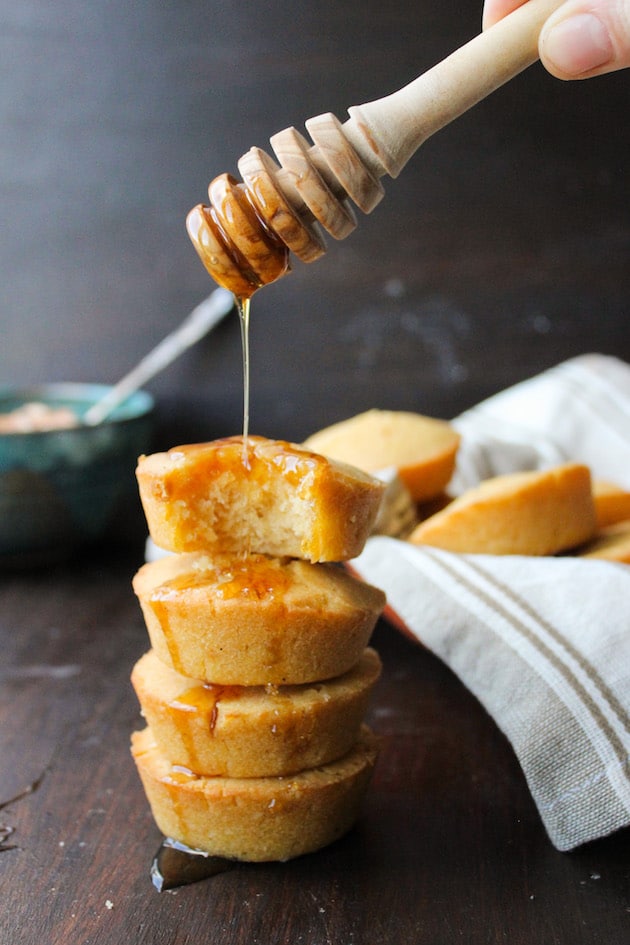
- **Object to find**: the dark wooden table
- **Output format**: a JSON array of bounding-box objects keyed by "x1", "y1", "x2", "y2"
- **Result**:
[
  {"x1": 1, "y1": 0, "x2": 630, "y2": 941},
  {"x1": 1, "y1": 547, "x2": 628, "y2": 944}
]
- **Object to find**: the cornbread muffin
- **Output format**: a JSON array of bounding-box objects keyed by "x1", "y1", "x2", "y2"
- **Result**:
[
  {"x1": 132, "y1": 551, "x2": 386, "y2": 684},
  {"x1": 304, "y1": 409, "x2": 460, "y2": 502},
  {"x1": 136, "y1": 436, "x2": 385, "y2": 562},
  {"x1": 576, "y1": 520, "x2": 630, "y2": 563},
  {"x1": 592, "y1": 480, "x2": 630, "y2": 528},
  {"x1": 409, "y1": 463, "x2": 596, "y2": 556},
  {"x1": 131, "y1": 725, "x2": 379, "y2": 862},
  {"x1": 371, "y1": 468, "x2": 418, "y2": 538},
  {"x1": 131, "y1": 648, "x2": 381, "y2": 778}
]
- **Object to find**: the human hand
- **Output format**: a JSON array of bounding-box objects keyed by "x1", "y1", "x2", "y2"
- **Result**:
[{"x1": 483, "y1": 0, "x2": 630, "y2": 78}]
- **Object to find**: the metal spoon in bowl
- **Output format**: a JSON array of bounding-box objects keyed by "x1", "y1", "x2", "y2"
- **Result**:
[{"x1": 82, "y1": 288, "x2": 234, "y2": 426}]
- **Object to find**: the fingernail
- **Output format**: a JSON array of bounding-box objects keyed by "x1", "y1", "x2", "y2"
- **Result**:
[{"x1": 543, "y1": 13, "x2": 613, "y2": 75}]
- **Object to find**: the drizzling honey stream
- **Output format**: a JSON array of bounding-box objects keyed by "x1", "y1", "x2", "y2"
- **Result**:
[{"x1": 185, "y1": 116, "x2": 386, "y2": 444}]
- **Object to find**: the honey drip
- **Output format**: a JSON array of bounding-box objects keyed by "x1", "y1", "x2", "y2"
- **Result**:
[
  {"x1": 236, "y1": 296, "x2": 251, "y2": 459},
  {"x1": 170, "y1": 683, "x2": 245, "y2": 733},
  {"x1": 153, "y1": 555, "x2": 292, "y2": 601}
]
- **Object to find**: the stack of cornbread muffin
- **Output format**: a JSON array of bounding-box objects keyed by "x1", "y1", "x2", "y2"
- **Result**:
[{"x1": 130, "y1": 435, "x2": 386, "y2": 862}]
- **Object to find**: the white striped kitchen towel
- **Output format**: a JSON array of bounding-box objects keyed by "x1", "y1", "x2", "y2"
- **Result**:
[{"x1": 352, "y1": 354, "x2": 630, "y2": 851}]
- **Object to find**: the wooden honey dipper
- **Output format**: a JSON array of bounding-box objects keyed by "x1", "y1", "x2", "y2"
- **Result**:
[{"x1": 187, "y1": 0, "x2": 565, "y2": 299}]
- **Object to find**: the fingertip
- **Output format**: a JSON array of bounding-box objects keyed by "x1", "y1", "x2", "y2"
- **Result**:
[{"x1": 539, "y1": 12, "x2": 614, "y2": 78}]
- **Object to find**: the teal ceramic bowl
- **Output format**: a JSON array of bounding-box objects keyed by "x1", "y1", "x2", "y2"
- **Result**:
[{"x1": 0, "y1": 383, "x2": 154, "y2": 565}]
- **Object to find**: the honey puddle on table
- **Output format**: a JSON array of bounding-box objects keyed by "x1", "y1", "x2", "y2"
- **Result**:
[{"x1": 151, "y1": 837, "x2": 239, "y2": 891}]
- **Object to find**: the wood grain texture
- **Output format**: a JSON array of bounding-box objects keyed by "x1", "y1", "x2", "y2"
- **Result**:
[{"x1": 0, "y1": 549, "x2": 628, "y2": 944}]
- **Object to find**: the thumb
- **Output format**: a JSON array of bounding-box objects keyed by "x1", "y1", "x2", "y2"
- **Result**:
[{"x1": 539, "y1": 0, "x2": 630, "y2": 78}]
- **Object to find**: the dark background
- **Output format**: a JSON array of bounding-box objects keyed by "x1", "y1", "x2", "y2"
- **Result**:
[{"x1": 2, "y1": 0, "x2": 628, "y2": 450}]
